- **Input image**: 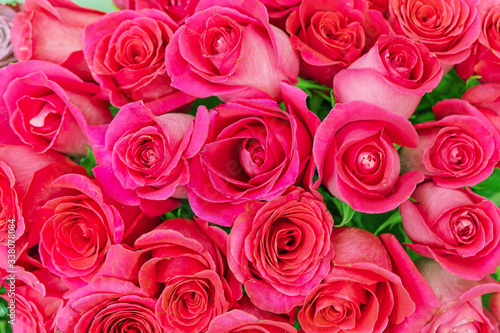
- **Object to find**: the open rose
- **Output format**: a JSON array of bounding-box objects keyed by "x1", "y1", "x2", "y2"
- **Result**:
[
  {"x1": 134, "y1": 218, "x2": 242, "y2": 332},
  {"x1": 91, "y1": 101, "x2": 206, "y2": 217},
  {"x1": 0, "y1": 5, "x2": 16, "y2": 67},
  {"x1": 33, "y1": 174, "x2": 124, "y2": 289},
  {"x1": 400, "y1": 182, "x2": 500, "y2": 280},
  {"x1": 187, "y1": 83, "x2": 319, "y2": 226},
  {"x1": 389, "y1": 0, "x2": 480, "y2": 66},
  {"x1": 165, "y1": 0, "x2": 299, "y2": 102},
  {"x1": 0, "y1": 60, "x2": 111, "y2": 155},
  {"x1": 298, "y1": 228, "x2": 423, "y2": 332},
  {"x1": 333, "y1": 34, "x2": 443, "y2": 118},
  {"x1": 11, "y1": 0, "x2": 103, "y2": 81},
  {"x1": 400, "y1": 99, "x2": 500, "y2": 188},
  {"x1": 417, "y1": 259, "x2": 500, "y2": 331},
  {"x1": 83, "y1": 9, "x2": 195, "y2": 114},
  {"x1": 285, "y1": 0, "x2": 389, "y2": 86},
  {"x1": 313, "y1": 101, "x2": 424, "y2": 213},
  {"x1": 208, "y1": 310, "x2": 297, "y2": 333},
  {"x1": 227, "y1": 187, "x2": 334, "y2": 314},
  {"x1": 56, "y1": 277, "x2": 163, "y2": 333}
]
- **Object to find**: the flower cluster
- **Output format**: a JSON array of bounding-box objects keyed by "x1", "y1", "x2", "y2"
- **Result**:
[{"x1": 1, "y1": 0, "x2": 500, "y2": 332}]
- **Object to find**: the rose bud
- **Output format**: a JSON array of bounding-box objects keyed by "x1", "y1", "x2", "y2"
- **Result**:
[
  {"x1": 334, "y1": 34, "x2": 443, "y2": 119},
  {"x1": 0, "y1": 60, "x2": 112, "y2": 155},
  {"x1": 313, "y1": 101, "x2": 424, "y2": 213},
  {"x1": 417, "y1": 258, "x2": 500, "y2": 331},
  {"x1": 389, "y1": 0, "x2": 480, "y2": 67},
  {"x1": 11, "y1": 0, "x2": 104, "y2": 81},
  {"x1": 400, "y1": 99, "x2": 500, "y2": 188},
  {"x1": 55, "y1": 277, "x2": 163, "y2": 333},
  {"x1": 83, "y1": 9, "x2": 195, "y2": 114},
  {"x1": 286, "y1": 0, "x2": 390, "y2": 86},
  {"x1": 227, "y1": 187, "x2": 334, "y2": 314},
  {"x1": 187, "y1": 83, "x2": 319, "y2": 226},
  {"x1": 165, "y1": 0, "x2": 299, "y2": 102},
  {"x1": 90, "y1": 101, "x2": 206, "y2": 217},
  {"x1": 400, "y1": 182, "x2": 500, "y2": 280}
]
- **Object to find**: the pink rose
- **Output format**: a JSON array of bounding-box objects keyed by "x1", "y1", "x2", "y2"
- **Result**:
[
  {"x1": 418, "y1": 259, "x2": 500, "y2": 332},
  {"x1": 400, "y1": 182, "x2": 500, "y2": 280},
  {"x1": 333, "y1": 34, "x2": 443, "y2": 119},
  {"x1": 111, "y1": 0, "x2": 200, "y2": 26},
  {"x1": 11, "y1": 0, "x2": 103, "y2": 81},
  {"x1": 298, "y1": 228, "x2": 423, "y2": 332},
  {"x1": 463, "y1": 83, "x2": 500, "y2": 141},
  {"x1": 55, "y1": 277, "x2": 163, "y2": 333},
  {"x1": 285, "y1": 0, "x2": 390, "y2": 86},
  {"x1": 187, "y1": 83, "x2": 319, "y2": 225},
  {"x1": 83, "y1": 9, "x2": 195, "y2": 114},
  {"x1": 400, "y1": 99, "x2": 500, "y2": 188},
  {"x1": 33, "y1": 174, "x2": 125, "y2": 289},
  {"x1": 1, "y1": 267, "x2": 68, "y2": 333},
  {"x1": 313, "y1": 101, "x2": 424, "y2": 213},
  {"x1": 389, "y1": 0, "x2": 480, "y2": 65},
  {"x1": 260, "y1": 0, "x2": 300, "y2": 30},
  {"x1": 0, "y1": 60, "x2": 111, "y2": 155},
  {"x1": 227, "y1": 187, "x2": 334, "y2": 314},
  {"x1": 134, "y1": 218, "x2": 242, "y2": 332},
  {"x1": 207, "y1": 309, "x2": 297, "y2": 333},
  {"x1": 165, "y1": 0, "x2": 299, "y2": 102},
  {"x1": 91, "y1": 101, "x2": 206, "y2": 217},
  {"x1": 0, "y1": 145, "x2": 84, "y2": 249}
]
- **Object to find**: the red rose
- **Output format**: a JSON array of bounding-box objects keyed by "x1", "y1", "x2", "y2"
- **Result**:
[
  {"x1": 0, "y1": 61, "x2": 111, "y2": 155},
  {"x1": 285, "y1": 0, "x2": 390, "y2": 86},
  {"x1": 188, "y1": 83, "x2": 319, "y2": 226},
  {"x1": 400, "y1": 182, "x2": 500, "y2": 280},
  {"x1": 83, "y1": 9, "x2": 195, "y2": 114},
  {"x1": 400, "y1": 99, "x2": 500, "y2": 188},
  {"x1": 227, "y1": 187, "x2": 334, "y2": 314},
  {"x1": 333, "y1": 34, "x2": 443, "y2": 118},
  {"x1": 313, "y1": 101, "x2": 424, "y2": 213},
  {"x1": 165, "y1": 0, "x2": 299, "y2": 102}
]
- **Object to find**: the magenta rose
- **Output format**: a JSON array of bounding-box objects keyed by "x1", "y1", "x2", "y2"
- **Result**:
[
  {"x1": 111, "y1": 0, "x2": 200, "y2": 26},
  {"x1": 165, "y1": 0, "x2": 299, "y2": 102},
  {"x1": 400, "y1": 99, "x2": 500, "y2": 188},
  {"x1": 260, "y1": 0, "x2": 300, "y2": 30},
  {"x1": 134, "y1": 218, "x2": 242, "y2": 332},
  {"x1": 83, "y1": 9, "x2": 195, "y2": 114},
  {"x1": 91, "y1": 101, "x2": 206, "y2": 217},
  {"x1": 400, "y1": 182, "x2": 500, "y2": 280},
  {"x1": 0, "y1": 5, "x2": 16, "y2": 67},
  {"x1": 227, "y1": 187, "x2": 334, "y2": 314},
  {"x1": 0, "y1": 60, "x2": 111, "y2": 155},
  {"x1": 417, "y1": 259, "x2": 500, "y2": 332},
  {"x1": 298, "y1": 228, "x2": 422, "y2": 332},
  {"x1": 389, "y1": 0, "x2": 480, "y2": 66},
  {"x1": 285, "y1": 0, "x2": 390, "y2": 86},
  {"x1": 207, "y1": 310, "x2": 297, "y2": 333},
  {"x1": 56, "y1": 277, "x2": 163, "y2": 333},
  {"x1": 1, "y1": 267, "x2": 68, "y2": 333},
  {"x1": 333, "y1": 34, "x2": 443, "y2": 118},
  {"x1": 11, "y1": 0, "x2": 103, "y2": 81},
  {"x1": 187, "y1": 83, "x2": 319, "y2": 225},
  {"x1": 33, "y1": 174, "x2": 125, "y2": 289},
  {"x1": 313, "y1": 101, "x2": 424, "y2": 213}
]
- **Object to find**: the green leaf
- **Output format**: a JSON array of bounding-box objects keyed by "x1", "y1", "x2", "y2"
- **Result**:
[
  {"x1": 472, "y1": 168, "x2": 500, "y2": 206},
  {"x1": 79, "y1": 146, "x2": 97, "y2": 177},
  {"x1": 465, "y1": 75, "x2": 482, "y2": 91},
  {"x1": 332, "y1": 198, "x2": 356, "y2": 227},
  {"x1": 188, "y1": 96, "x2": 223, "y2": 115},
  {"x1": 296, "y1": 77, "x2": 330, "y2": 92},
  {"x1": 163, "y1": 199, "x2": 194, "y2": 221},
  {"x1": 109, "y1": 105, "x2": 120, "y2": 117},
  {"x1": 374, "y1": 211, "x2": 402, "y2": 236}
]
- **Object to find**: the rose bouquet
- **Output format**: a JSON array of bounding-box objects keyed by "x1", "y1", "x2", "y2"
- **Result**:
[{"x1": 1, "y1": 0, "x2": 500, "y2": 332}]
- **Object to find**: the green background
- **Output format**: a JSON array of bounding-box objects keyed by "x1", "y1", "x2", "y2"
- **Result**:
[{"x1": 0, "y1": 0, "x2": 115, "y2": 12}]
